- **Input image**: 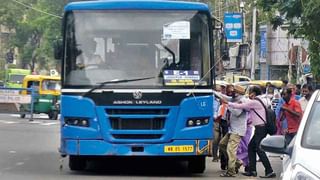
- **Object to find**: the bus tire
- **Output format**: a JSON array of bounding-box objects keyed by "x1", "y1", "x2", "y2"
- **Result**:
[
  {"x1": 188, "y1": 156, "x2": 206, "y2": 173},
  {"x1": 69, "y1": 155, "x2": 86, "y2": 171},
  {"x1": 20, "y1": 114, "x2": 25, "y2": 118}
]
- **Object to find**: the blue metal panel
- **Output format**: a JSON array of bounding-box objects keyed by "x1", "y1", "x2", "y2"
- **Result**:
[
  {"x1": 63, "y1": 139, "x2": 78, "y2": 155},
  {"x1": 65, "y1": 0, "x2": 209, "y2": 11},
  {"x1": 62, "y1": 126, "x2": 103, "y2": 139},
  {"x1": 60, "y1": 95, "x2": 103, "y2": 139},
  {"x1": 61, "y1": 95, "x2": 96, "y2": 118},
  {"x1": 173, "y1": 95, "x2": 213, "y2": 139},
  {"x1": 61, "y1": 96, "x2": 213, "y2": 143}
]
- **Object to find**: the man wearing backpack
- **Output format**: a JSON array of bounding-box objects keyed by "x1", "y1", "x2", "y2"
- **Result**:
[
  {"x1": 280, "y1": 88, "x2": 303, "y2": 145},
  {"x1": 227, "y1": 86, "x2": 276, "y2": 178}
]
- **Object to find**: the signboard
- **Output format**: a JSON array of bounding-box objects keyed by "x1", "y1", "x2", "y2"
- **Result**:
[
  {"x1": 303, "y1": 64, "x2": 311, "y2": 74},
  {"x1": 0, "y1": 90, "x2": 31, "y2": 104},
  {"x1": 259, "y1": 26, "x2": 267, "y2": 63},
  {"x1": 224, "y1": 13, "x2": 243, "y2": 42},
  {"x1": 163, "y1": 70, "x2": 200, "y2": 86},
  {"x1": 163, "y1": 21, "x2": 190, "y2": 40},
  {"x1": 0, "y1": 90, "x2": 31, "y2": 113}
]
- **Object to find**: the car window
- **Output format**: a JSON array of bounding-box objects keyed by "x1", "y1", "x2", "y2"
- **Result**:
[
  {"x1": 302, "y1": 102, "x2": 320, "y2": 149},
  {"x1": 239, "y1": 77, "x2": 249, "y2": 82}
]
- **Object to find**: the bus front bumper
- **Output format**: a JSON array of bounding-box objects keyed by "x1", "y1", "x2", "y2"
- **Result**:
[{"x1": 60, "y1": 139, "x2": 212, "y2": 156}]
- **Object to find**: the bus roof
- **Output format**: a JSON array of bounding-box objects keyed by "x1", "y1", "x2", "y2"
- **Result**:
[
  {"x1": 65, "y1": 0, "x2": 209, "y2": 11},
  {"x1": 24, "y1": 75, "x2": 61, "y2": 81}
]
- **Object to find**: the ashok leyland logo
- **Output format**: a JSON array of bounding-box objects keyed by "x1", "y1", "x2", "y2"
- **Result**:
[{"x1": 133, "y1": 91, "x2": 142, "y2": 99}]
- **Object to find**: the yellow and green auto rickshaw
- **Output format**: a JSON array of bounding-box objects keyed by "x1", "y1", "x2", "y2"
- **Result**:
[{"x1": 20, "y1": 75, "x2": 61, "y2": 120}]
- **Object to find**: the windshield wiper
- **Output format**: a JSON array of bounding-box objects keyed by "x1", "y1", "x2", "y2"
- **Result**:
[{"x1": 83, "y1": 76, "x2": 155, "y2": 96}]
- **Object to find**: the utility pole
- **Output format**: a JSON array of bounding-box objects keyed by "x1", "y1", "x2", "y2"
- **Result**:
[
  {"x1": 215, "y1": 0, "x2": 224, "y2": 76},
  {"x1": 250, "y1": 1, "x2": 257, "y2": 80},
  {"x1": 297, "y1": 45, "x2": 301, "y2": 84},
  {"x1": 240, "y1": 0, "x2": 245, "y2": 43},
  {"x1": 288, "y1": 42, "x2": 293, "y2": 83}
]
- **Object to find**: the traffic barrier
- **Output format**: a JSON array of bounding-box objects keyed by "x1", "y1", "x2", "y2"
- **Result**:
[{"x1": 0, "y1": 87, "x2": 37, "y2": 121}]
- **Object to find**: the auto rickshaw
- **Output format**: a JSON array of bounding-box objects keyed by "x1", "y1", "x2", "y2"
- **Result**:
[{"x1": 20, "y1": 75, "x2": 61, "y2": 120}]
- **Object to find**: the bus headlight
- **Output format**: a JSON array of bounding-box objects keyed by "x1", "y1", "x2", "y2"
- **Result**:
[
  {"x1": 187, "y1": 120, "x2": 194, "y2": 126},
  {"x1": 64, "y1": 117, "x2": 90, "y2": 127},
  {"x1": 186, "y1": 117, "x2": 210, "y2": 127}
]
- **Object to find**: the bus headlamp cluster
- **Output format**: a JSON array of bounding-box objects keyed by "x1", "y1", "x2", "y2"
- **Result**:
[
  {"x1": 187, "y1": 117, "x2": 209, "y2": 127},
  {"x1": 64, "y1": 117, "x2": 89, "y2": 127}
]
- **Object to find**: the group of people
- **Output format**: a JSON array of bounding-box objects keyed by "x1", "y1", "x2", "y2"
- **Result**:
[{"x1": 211, "y1": 81, "x2": 313, "y2": 178}]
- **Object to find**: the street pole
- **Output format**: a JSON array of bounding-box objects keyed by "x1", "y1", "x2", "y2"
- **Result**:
[
  {"x1": 250, "y1": 1, "x2": 257, "y2": 80},
  {"x1": 288, "y1": 42, "x2": 293, "y2": 83},
  {"x1": 297, "y1": 46, "x2": 301, "y2": 84},
  {"x1": 240, "y1": 0, "x2": 245, "y2": 43}
]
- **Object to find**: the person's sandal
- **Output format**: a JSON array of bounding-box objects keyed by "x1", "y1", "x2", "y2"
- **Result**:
[
  {"x1": 235, "y1": 162, "x2": 243, "y2": 174},
  {"x1": 220, "y1": 172, "x2": 236, "y2": 177}
]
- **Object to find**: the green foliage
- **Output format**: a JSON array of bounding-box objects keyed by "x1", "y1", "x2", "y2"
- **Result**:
[
  {"x1": 257, "y1": 0, "x2": 320, "y2": 80},
  {"x1": 0, "y1": 0, "x2": 65, "y2": 73}
]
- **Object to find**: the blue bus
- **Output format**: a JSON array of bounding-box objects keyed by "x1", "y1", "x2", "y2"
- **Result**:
[{"x1": 57, "y1": 0, "x2": 216, "y2": 173}]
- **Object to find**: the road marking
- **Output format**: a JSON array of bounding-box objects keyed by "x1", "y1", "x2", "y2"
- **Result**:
[
  {"x1": 0, "y1": 120, "x2": 17, "y2": 124},
  {"x1": 28, "y1": 121, "x2": 42, "y2": 124},
  {"x1": 10, "y1": 114, "x2": 50, "y2": 119},
  {"x1": 16, "y1": 162, "x2": 24, "y2": 166},
  {"x1": 0, "y1": 119, "x2": 59, "y2": 126},
  {"x1": 41, "y1": 122, "x2": 59, "y2": 126}
]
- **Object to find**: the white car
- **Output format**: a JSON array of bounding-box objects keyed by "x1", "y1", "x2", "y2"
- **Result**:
[{"x1": 260, "y1": 89, "x2": 320, "y2": 180}]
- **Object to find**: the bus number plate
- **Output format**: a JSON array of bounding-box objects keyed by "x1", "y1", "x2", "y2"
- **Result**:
[{"x1": 164, "y1": 145, "x2": 194, "y2": 153}]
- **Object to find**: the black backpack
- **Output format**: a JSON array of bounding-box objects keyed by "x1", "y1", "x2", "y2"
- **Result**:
[{"x1": 253, "y1": 98, "x2": 277, "y2": 135}]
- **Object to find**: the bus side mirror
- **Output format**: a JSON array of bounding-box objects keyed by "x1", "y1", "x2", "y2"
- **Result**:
[
  {"x1": 53, "y1": 39, "x2": 63, "y2": 60},
  {"x1": 211, "y1": 17, "x2": 230, "y2": 61},
  {"x1": 220, "y1": 34, "x2": 229, "y2": 61}
]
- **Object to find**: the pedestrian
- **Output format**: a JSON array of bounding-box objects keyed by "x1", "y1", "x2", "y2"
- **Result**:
[
  {"x1": 279, "y1": 88, "x2": 303, "y2": 145},
  {"x1": 236, "y1": 112, "x2": 253, "y2": 173},
  {"x1": 216, "y1": 84, "x2": 234, "y2": 170},
  {"x1": 212, "y1": 85, "x2": 222, "y2": 162},
  {"x1": 227, "y1": 86, "x2": 276, "y2": 178},
  {"x1": 215, "y1": 85, "x2": 248, "y2": 177},
  {"x1": 298, "y1": 84, "x2": 313, "y2": 113},
  {"x1": 275, "y1": 83, "x2": 301, "y2": 135},
  {"x1": 280, "y1": 79, "x2": 288, "y2": 93},
  {"x1": 295, "y1": 84, "x2": 301, "y2": 96}
]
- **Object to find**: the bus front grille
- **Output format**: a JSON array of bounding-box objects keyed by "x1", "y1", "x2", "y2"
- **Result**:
[
  {"x1": 106, "y1": 108, "x2": 169, "y2": 140},
  {"x1": 110, "y1": 118, "x2": 165, "y2": 130},
  {"x1": 112, "y1": 134, "x2": 162, "y2": 139}
]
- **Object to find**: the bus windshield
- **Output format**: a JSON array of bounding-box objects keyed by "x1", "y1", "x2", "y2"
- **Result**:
[
  {"x1": 42, "y1": 80, "x2": 61, "y2": 91},
  {"x1": 9, "y1": 74, "x2": 25, "y2": 84},
  {"x1": 64, "y1": 10, "x2": 211, "y2": 88}
]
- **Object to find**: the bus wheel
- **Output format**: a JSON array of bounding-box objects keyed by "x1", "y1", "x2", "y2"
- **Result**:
[
  {"x1": 48, "y1": 111, "x2": 58, "y2": 120},
  {"x1": 188, "y1": 156, "x2": 206, "y2": 173},
  {"x1": 20, "y1": 114, "x2": 25, "y2": 118},
  {"x1": 69, "y1": 156, "x2": 86, "y2": 171}
]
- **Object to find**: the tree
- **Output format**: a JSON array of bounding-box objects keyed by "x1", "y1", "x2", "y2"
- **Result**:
[
  {"x1": 0, "y1": 0, "x2": 65, "y2": 73},
  {"x1": 257, "y1": 0, "x2": 320, "y2": 81}
]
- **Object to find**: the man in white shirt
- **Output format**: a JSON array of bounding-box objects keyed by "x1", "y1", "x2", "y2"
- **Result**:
[
  {"x1": 217, "y1": 85, "x2": 248, "y2": 177},
  {"x1": 299, "y1": 84, "x2": 313, "y2": 113}
]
